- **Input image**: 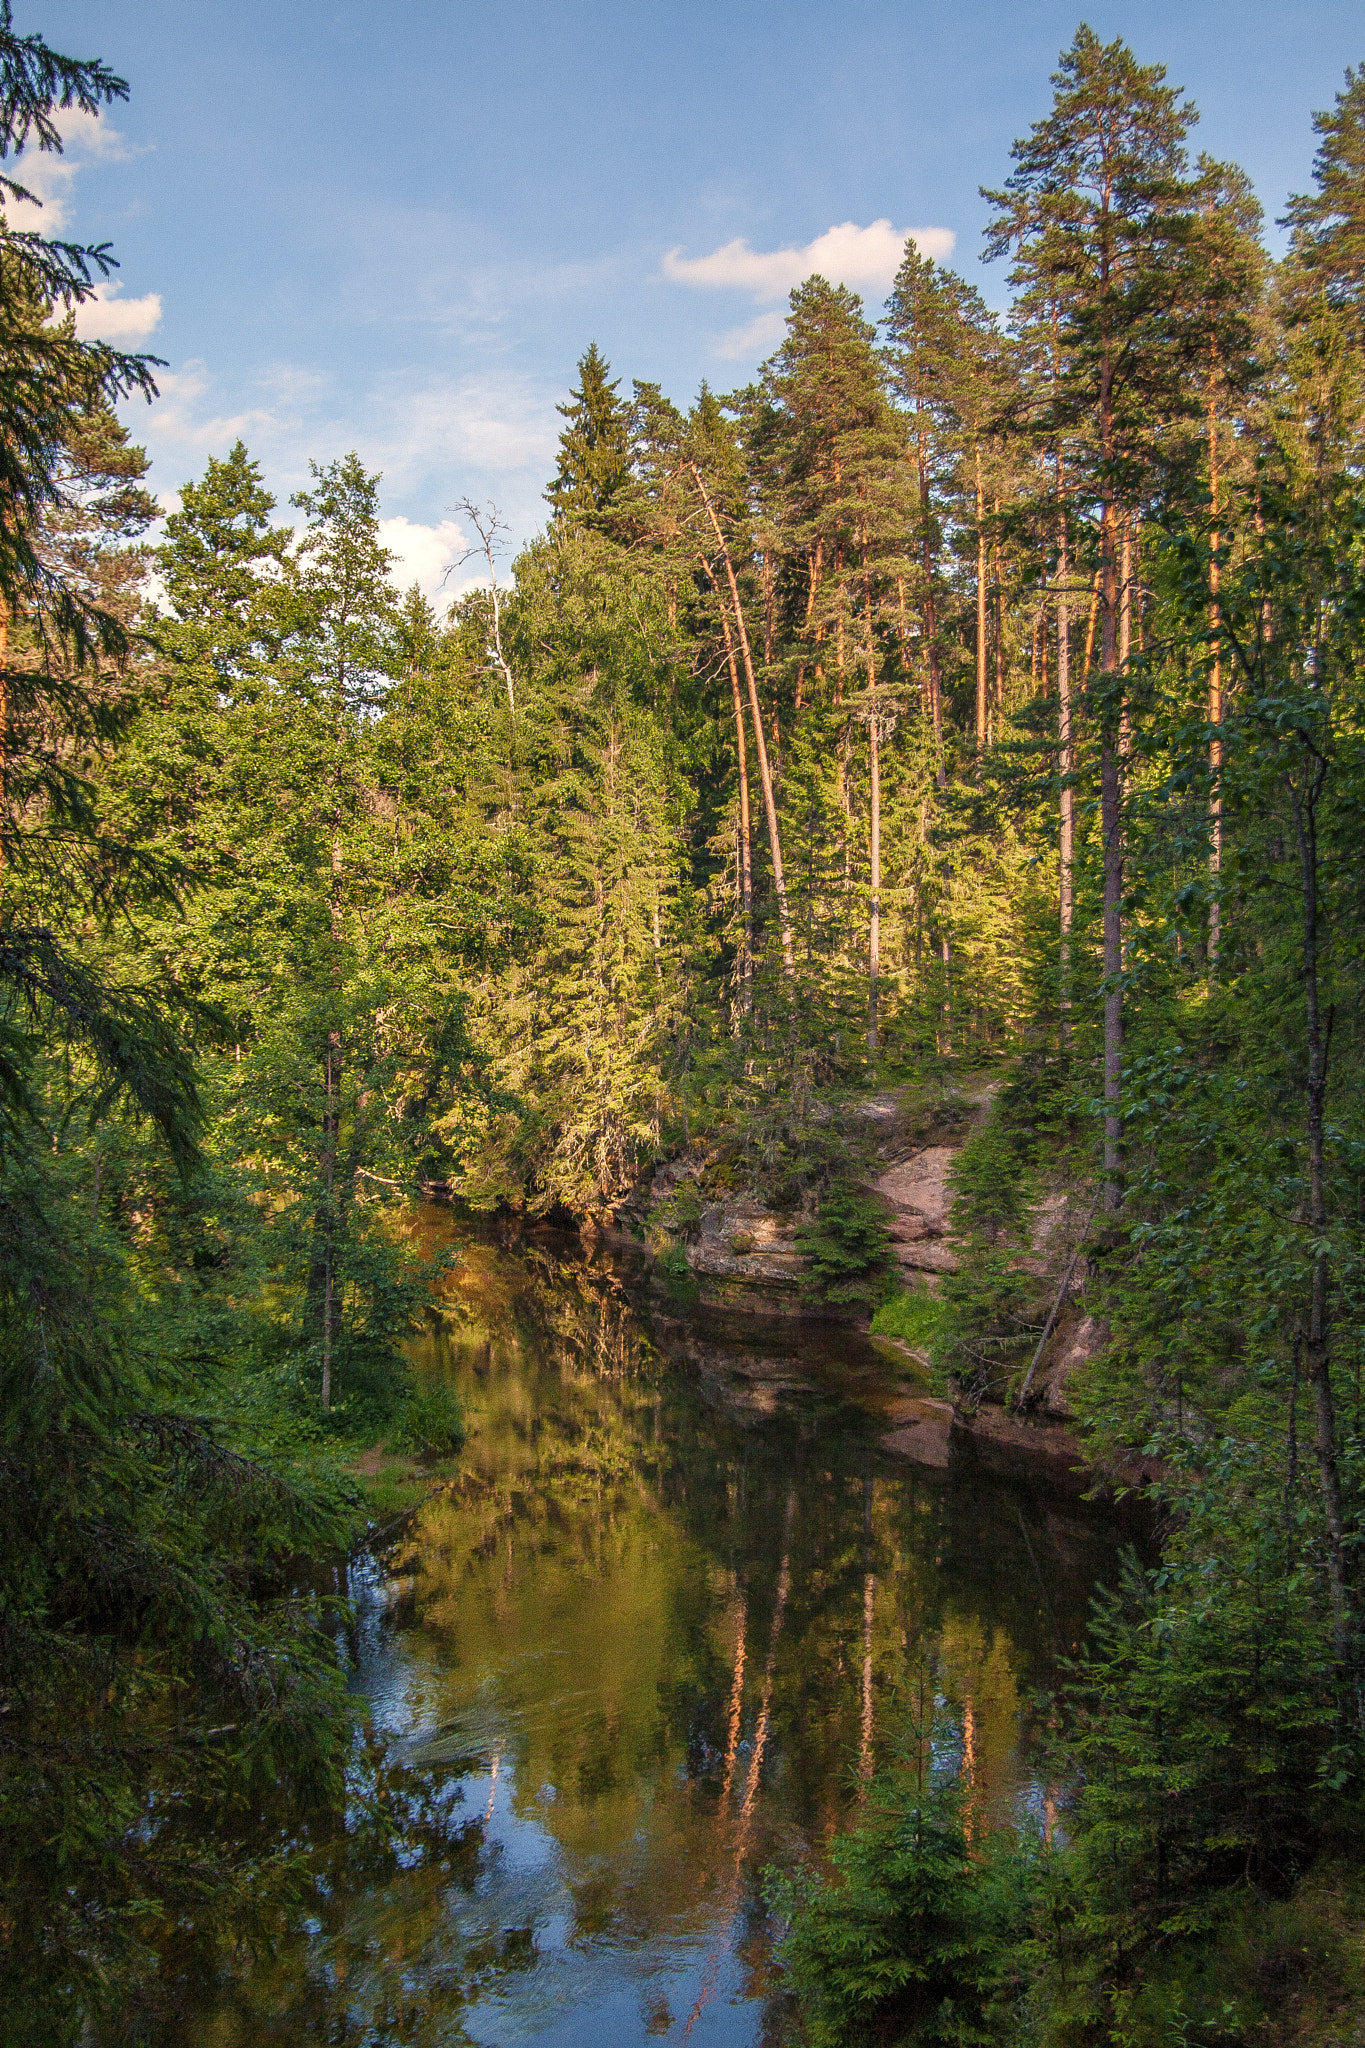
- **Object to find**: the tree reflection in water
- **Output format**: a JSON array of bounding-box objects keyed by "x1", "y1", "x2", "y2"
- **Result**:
[{"x1": 170, "y1": 1226, "x2": 1127, "y2": 2047}]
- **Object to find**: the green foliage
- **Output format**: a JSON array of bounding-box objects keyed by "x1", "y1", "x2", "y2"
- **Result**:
[
  {"x1": 653, "y1": 1239, "x2": 698, "y2": 1296},
  {"x1": 653, "y1": 1175, "x2": 704, "y2": 1242},
  {"x1": 390, "y1": 1374, "x2": 465, "y2": 1457},
  {"x1": 873, "y1": 1285, "x2": 947, "y2": 1350},
  {"x1": 797, "y1": 1178, "x2": 895, "y2": 1310},
  {"x1": 1284, "y1": 62, "x2": 1365, "y2": 344},
  {"x1": 547, "y1": 342, "x2": 633, "y2": 524},
  {"x1": 769, "y1": 1768, "x2": 1035, "y2": 2047},
  {"x1": 1032, "y1": 1497, "x2": 1347, "y2": 2045},
  {"x1": 936, "y1": 1110, "x2": 1041, "y2": 1405},
  {"x1": 0, "y1": 1132, "x2": 358, "y2": 2044},
  {"x1": 9, "y1": 13, "x2": 1365, "y2": 2036}
]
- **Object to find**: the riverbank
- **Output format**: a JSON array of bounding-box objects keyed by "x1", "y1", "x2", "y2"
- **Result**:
[
  {"x1": 343, "y1": 1443, "x2": 463, "y2": 1531},
  {"x1": 592, "y1": 1068, "x2": 1123, "y2": 1499}
]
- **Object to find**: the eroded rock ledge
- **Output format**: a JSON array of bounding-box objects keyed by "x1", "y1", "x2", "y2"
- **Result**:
[
  {"x1": 620, "y1": 1076, "x2": 999, "y2": 1317},
  {"x1": 610, "y1": 1077, "x2": 1130, "y2": 1496}
]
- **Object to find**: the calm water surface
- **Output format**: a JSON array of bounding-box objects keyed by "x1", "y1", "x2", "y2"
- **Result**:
[{"x1": 198, "y1": 1223, "x2": 1127, "y2": 2046}]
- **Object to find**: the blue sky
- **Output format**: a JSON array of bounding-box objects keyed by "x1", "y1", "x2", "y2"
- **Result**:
[{"x1": 26, "y1": 0, "x2": 1365, "y2": 596}]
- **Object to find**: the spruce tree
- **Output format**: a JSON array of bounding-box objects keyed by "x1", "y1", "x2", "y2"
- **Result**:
[{"x1": 547, "y1": 341, "x2": 632, "y2": 524}]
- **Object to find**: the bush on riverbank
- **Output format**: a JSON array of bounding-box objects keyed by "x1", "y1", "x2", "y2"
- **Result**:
[
  {"x1": 796, "y1": 1178, "x2": 896, "y2": 1310},
  {"x1": 769, "y1": 1768, "x2": 1035, "y2": 2047}
]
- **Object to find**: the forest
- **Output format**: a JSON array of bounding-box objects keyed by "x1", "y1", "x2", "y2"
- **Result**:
[{"x1": 2, "y1": 5, "x2": 1365, "y2": 2044}]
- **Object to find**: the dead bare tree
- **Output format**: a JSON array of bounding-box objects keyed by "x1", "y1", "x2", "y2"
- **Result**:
[{"x1": 452, "y1": 497, "x2": 516, "y2": 713}]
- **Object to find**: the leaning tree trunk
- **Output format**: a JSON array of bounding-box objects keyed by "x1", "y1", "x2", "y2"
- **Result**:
[
  {"x1": 974, "y1": 449, "x2": 988, "y2": 757},
  {"x1": 690, "y1": 466, "x2": 795, "y2": 980},
  {"x1": 704, "y1": 558, "x2": 754, "y2": 1012}
]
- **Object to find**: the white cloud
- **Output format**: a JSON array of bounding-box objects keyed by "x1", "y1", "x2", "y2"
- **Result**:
[
  {"x1": 3, "y1": 106, "x2": 137, "y2": 234},
  {"x1": 379, "y1": 516, "x2": 479, "y2": 602},
  {"x1": 6, "y1": 110, "x2": 162, "y2": 347},
  {"x1": 714, "y1": 310, "x2": 788, "y2": 361},
  {"x1": 664, "y1": 220, "x2": 956, "y2": 302},
  {"x1": 130, "y1": 351, "x2": 561, "y2": 567},
  {"x1": 74, "y1": 283, "x2": 162, "y2": 343}
]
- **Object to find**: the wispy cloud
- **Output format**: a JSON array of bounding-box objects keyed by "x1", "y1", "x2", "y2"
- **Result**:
[
  {"x1": 136, "y1": 354, "x2": 560, "y2": 555},
  {"x1": 75, "y1": 283, "x2": 162, "y2": 343},
  {"x1": 144, "y1": 360, "x2": 290, "y2": 467},
  {"x1": 363, "y1": 372, "x2": 559, "y2": 496},
  {"x1": 664, "y1": 219, "x2": 955, "y2": 302},
  {"x1": 713, "y1": 310, "x2": 788, "y2": 361}
]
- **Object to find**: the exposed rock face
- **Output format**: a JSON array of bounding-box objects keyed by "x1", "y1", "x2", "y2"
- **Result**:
[
  {"x1": 875, "y1": 1146, "x2": 959, "y2": 1280},
  {"x1": 685, "y1": 1197, "x2": 809, "y2": 1313},
  {"x1": 1027, "y1": 1310, "x2": 1106, "y2": 1421},
  {"x1": 879, "y1": 1394, "x2": 954, "y2": 1468},
  {"x1": 633, "y1": 1083, "x2": 998, "y2": 1317}
]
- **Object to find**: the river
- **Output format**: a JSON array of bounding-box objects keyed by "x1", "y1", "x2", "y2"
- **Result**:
[{"x1": 185, "y1": 1224, "x2": 1128, "y2": 2046}]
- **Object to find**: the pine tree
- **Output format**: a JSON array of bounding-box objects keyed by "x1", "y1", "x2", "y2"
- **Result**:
[
  {"x1": 984, "y1": 26, "x2": 1207, "y2": 1208},
  {"x1": 882, "y1": 247, "x2": 984, "y2": 756},
  {"x1": 1283, "y1": 65, "x2": 1365, "y2": 347},
  {"x1": 760, "y1": 276, "x2": 910, "y2": 1044},
  {"x1": 1190, "y1": 155, "x2": 1266, "y2": 965}
]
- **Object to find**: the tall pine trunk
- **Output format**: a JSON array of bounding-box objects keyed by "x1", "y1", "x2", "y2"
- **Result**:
[
  {"x1": 863, "y1": 538, "x2": 881, "y2": 1054},
  {"x1": 918, "y1": 451, "x2": 945, "y2": 787},
  {"x1": 1098, "y1": 346, "x2": 1124, "y2": 1210},
  {"x1": 1056, "y1": 508, "x2": 1074, "y2": 1051},
  {"x1": 974, "y1": 451, "x2": 988, "y2": 755},
  {"x1": 1207, "y1": 402, "x2": 1224, "y2": 968},
  {"x1": 690, "y1": 466, "x2": 795, "y2": 980},
  {"x1": 1099, "y1": 493, "x2": 1124, "y2": 1209}
]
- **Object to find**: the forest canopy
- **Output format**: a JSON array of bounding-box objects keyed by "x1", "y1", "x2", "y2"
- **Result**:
[{"x1": 3, "y1": 10, "x2": 1365, "y2": 2045}]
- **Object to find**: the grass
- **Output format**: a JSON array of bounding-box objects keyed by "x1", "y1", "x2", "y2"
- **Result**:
[
  {"x1": 871, "y1": 1285, "x2": 947, "y2": 1351},
  {"x1": 343, "y1": 1383, "x2": 465, "y2": 1527},
  {"x1": 344, "y1": 1446, "x2": 459, "y2": 1525}
]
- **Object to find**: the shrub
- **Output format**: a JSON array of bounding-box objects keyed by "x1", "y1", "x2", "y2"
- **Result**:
[
  {"x1": 768, "y1": 1770, "x2": 1034, "y2": 2047},
  {"x1": 796, "y1": 1179, "x2": 894, "y2": 1310},
  {"x1": 391, "y1": 1377, "x2": 465, "y2": 1456}
]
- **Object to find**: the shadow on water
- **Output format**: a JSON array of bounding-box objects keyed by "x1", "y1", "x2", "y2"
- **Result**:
[{"x1": 173, "y1": 1218, "x2": 1133, "y2": 2046}]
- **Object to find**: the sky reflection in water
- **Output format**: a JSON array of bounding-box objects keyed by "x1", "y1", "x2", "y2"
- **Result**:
[{"x1": 197, "y1": 1228, "x2": 1127, "y2": 2045}]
